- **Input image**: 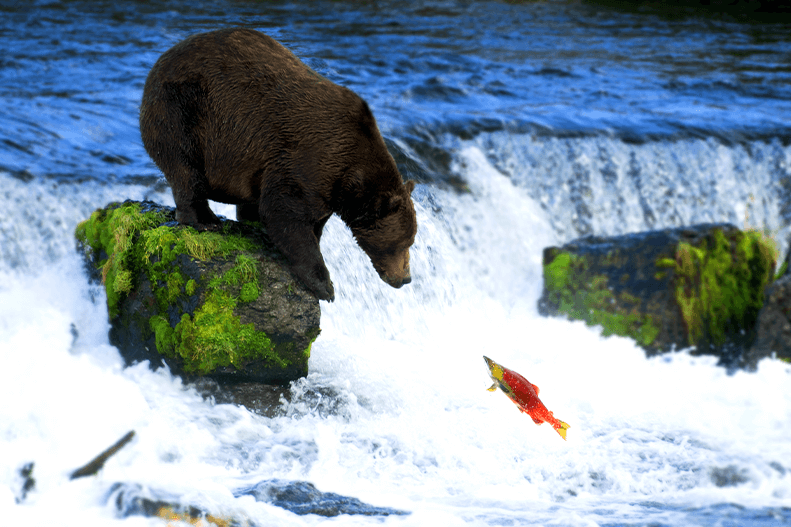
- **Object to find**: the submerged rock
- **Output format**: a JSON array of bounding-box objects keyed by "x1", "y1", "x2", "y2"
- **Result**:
[
  {"x1": 189, "y1": 377, "x2": 290, "y2": 418},
  {"x1": 235, "y1": 479, "x2": 409, "y2": 517},
  {"x1": 75, "y1": 200, "x2": 320, "y2": 384},
  {"x1": 110, "y1": 480, "x2": 408, "y2": 522},
  {"x1": 111, "y1": 483, "x2": 251, "y2": 526},
  {"x1": 14, "y1": 462, "x2": 35, "y2": 504},
  {"x1": 539, "y1": 224, "x2": 776, "y2": 367}
]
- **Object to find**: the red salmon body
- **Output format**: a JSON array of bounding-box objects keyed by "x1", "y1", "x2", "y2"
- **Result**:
[
  {"x1": 502, "y1": 368, "x2": 562, "y2": 428},
  {"x1": 484, "y1": 356, "x2": 570, "y2": 441}
]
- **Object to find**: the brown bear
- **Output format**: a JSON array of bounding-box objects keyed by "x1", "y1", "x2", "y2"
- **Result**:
[{"x1": 139, "y1": 28, "x2": 417, "y2": 302}]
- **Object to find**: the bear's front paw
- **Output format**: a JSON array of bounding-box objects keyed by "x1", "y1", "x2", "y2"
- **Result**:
[
  {"x1": 314, "y1": 280, "x2": 335, "y2": 303},
  {"x1": 294, "y1": 263, "x2": 335, "y2": 302},
  {"x1": 306, "y1": 275, "x2": 334, "y2": 302}
]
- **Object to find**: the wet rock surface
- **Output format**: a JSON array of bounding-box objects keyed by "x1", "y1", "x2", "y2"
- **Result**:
[
  {"x1": 746, "y1": 273, "x2": 791, "y2": 366},
  {"x1": 235, "y1": 479, "x2": 409, "y2": 517},
  {"x1": 111, "y1": 480, "x2": 408, "y2": 523},
  {"x1": 111, "y1": 483, "x2": 250, "y2": 526},
  {"x1": 189, "y1": 377, "x2": 290, "y2": 418},
  {"x1": 14, "y1": 462, "x2": 35, "y2": 504}
]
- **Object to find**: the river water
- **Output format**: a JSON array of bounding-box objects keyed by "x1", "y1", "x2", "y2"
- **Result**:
[{"x1": 1, "y1": 1, "x2": 790, "y2": 525}]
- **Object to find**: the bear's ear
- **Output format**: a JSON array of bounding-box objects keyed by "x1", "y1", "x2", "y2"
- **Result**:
[{"x1": 405, "y1": 180, "x2": 416, "y2": 194}]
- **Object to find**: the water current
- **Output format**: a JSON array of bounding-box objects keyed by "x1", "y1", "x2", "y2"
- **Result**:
[{"x1": 2, "y1": 1, "x2": 791, "y2": 525}]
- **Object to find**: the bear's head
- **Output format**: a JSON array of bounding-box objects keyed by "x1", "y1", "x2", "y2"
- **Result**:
[{"x1": 352, "y1": 180, "x2": 417, "y2": 289}]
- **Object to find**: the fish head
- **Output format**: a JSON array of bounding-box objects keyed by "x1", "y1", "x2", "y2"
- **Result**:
[
  {"x1": 483, "y1": 356, "x2": 504, "y2": 382},
  {"x1": 483, "y1": 356, "x2": 512, "y2": 395}
]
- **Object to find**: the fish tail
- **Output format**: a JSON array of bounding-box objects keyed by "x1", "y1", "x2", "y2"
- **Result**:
[{"x1": 555, "y1": 420, "x2": 570, "y2": 441}]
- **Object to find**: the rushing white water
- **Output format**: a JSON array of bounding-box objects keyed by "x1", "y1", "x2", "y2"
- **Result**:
[
  {"x1": 453, "y1": 133, "x2": 791, "y2": 258},
  {"x1": 1, "y1": 137, "x2": 790, "y2": 526}
]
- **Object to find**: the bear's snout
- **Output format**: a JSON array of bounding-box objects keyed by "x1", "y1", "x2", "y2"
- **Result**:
[
  {"x1": 379, "y1": 257, "x2": 411, "y2": 289},
  {"x1": 384, "y1": 267, "x2": 411, "y2": 288}
]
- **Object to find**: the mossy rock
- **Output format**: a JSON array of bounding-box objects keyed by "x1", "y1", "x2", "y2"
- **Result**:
[
  {"x1": 539, "y1": 224, "x2": 776, "y2": 368},
  {"x1": 75, "y1": 200, "x2": 320, "y2": 384}
]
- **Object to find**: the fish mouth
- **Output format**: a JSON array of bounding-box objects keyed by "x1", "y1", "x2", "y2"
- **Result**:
[{"x1": 482, "y1": 356, "x2": 503, "y2": 381}]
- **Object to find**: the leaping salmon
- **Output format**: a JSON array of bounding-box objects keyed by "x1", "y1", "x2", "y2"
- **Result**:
[{"x1": 483, "y1": 356, "x2": 570, "y2": 441}]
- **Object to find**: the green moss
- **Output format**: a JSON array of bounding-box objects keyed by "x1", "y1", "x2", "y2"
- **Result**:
[
  {"x1": 170, "y1": 289, "x2": 284, "y2": 374},
  {"x1": 224, "y1": 254, "x2": 259, "y2": 285},
  {"x1": 671, "y1": 228, "x2": 776, "y2": 347},
  {"x1": 239, "y1": 282, "x2": 260, "y2": 303},
  {"x1": 149, "y1": 315, "x2": 176, "y2": 356},
  {"x1": 141, "y1": 224, "x2": 258, "y2": 265},
  {"x1": 588, "y1": 309, "x2": 660, "y2": 347},
  {"x1": 304, "y1": 338, "x2": 315, "y2": 359},
  {"x1": 776, "y1": 260, "x2": 788, "y2": 281},
  {"x1": 545, "y1": 252, "x2": 572, "y2": 291},
  {"x1": 543, "y1": 251, "x2": 660, "y2": 346},
  {"x1": 166, "y1": 272, "x2": 185, "y2": 304},
  {"x1": 656, "y1": 257, "x2": 677, "y2": 268},
  {"x1": 132, "y1": 222, "x2": 263, "y2": 313},
  {"x1": 75, "y1": 202, "x2": 169, "y2": 318}
]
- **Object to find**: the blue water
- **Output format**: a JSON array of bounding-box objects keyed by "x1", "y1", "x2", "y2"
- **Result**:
[
  {"x1": 4, "y1": 0, "x2": 791, "y2": 182},
  {"x1": 2, "y1": 1, "x2": 791, "y2": 526}
]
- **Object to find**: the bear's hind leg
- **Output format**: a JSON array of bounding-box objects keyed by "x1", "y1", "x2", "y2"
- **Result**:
[
  {"x1": 170, "y1": 169, "x2": 221, "y2": 228},
  {"x1": 142, "y1": 79, "x2": 219, "y2": 228},
  {"x1": 236, "y1": 203, "x2": 260, "y2": 223}
]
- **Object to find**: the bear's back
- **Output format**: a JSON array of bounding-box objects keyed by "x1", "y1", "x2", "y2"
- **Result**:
[
  {"x1": 149, "y1": 28, "x2": 356, "y2": 121},
  {"x1": 143, "y1": 29, "x2": 385, "y2": 191}
]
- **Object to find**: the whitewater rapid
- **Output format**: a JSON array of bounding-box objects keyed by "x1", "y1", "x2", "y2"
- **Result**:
[{"x1": 2, "y1": 143, "x2": 790, "y2": 526}]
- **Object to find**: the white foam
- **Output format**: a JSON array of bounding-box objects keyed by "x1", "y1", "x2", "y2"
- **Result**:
[
  {"x1": 1, "y1": 162, "x2": 790, "y2": 525},
  {"x1": 463, "y1": 133, "x2": 791, "y2": 257}
]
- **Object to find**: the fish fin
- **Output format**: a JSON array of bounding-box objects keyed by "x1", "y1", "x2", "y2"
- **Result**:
[
  {"x1": 555, "y1": 420, "x2": 570, "y2": 441},
  {"x1": 487, "y1": 383, "x2": 498, "y2": 392},
  {"x1": 531, "y1": 416, "x2": 543, "y2": 425},
  {"x1": 531, "y1": 383, "x2": 540, "y2": 395}
]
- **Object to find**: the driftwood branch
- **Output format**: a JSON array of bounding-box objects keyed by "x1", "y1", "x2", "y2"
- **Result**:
[{"x1": 70, "y1": 430, "x2": 135, "y2": 480}]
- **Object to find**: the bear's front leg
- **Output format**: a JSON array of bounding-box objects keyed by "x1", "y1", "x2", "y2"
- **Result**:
[{"x1": 262, "y1": 201, "x2": 335, "y2": 302}]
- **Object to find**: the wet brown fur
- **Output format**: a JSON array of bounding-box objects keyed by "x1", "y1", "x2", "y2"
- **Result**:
[{"x1": 140, "y1": 28, "x2": 417, "y2": 301}]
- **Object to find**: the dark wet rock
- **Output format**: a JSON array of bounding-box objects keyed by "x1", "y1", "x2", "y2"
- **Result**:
[
  {"x1": 190, "y1": 377, "x2": 290, "y2": 418},
  {"x1": 110, "y1": 483, "x2": 250, "y2": 526},
  {"x1": 746, "y1": 273, "x2": 791, "y2": 367},
  {"x1": 770, "y1": 461, "x2": 787, "y2": 476},
  {"x1": 710, "y1": 465, "x2": 750, "y2": 487},
  {"x1": 110, "y1": 480, "x2": 407, "y2": 523},
  {"x1": 539, "y1": 223, "x2": 776, "y2": 368},
  {"x1": 235, "y1": 479, "x2": 409, "y2": 517},
  {"x1": 189, "y1": 377, "x2": 353, "y2": 419},
  {"x1": 75, "y1": 200, "x2": 321, "y2": 386},
  {"x1": 14, "y1": 462, "x2": 35, "y2": 504}
]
